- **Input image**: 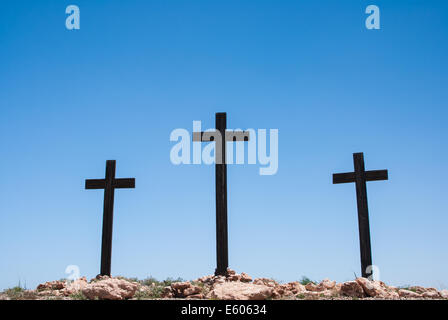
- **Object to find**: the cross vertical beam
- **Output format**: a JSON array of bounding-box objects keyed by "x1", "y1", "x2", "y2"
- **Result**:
[
  {"x1": 215, "y1": 112, "x2": 228, "y2": 276},
  {"x1": 101, "y1": 160, "x2": 115, "y2": 277},
  {"x1": 85, "y1": 160, "x2": 135, "y2": 276},
  {"x1": 333, "y1": 152, "x2": 388, "y2": 279},
  {"x1": 353, "y1": 153, "x2": 373, "y2": 279}
]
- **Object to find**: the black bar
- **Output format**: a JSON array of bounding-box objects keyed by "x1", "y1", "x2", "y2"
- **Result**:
[
  {"x1": 333, "y1": 172, "x2": 355, "y2": 184},
  {"x1": 0, "y1": 299, "x2": 442, "y2": 317},
  {"x1": 101, "y1": 160, "x2": 116, "y2": 277},
  {"x1": 114, "y1": 178, "x2": 136, "y2": 189},
  {"x1": 85, "y1": 179, "x2": 106, "y2": 189},
  {"x1": 353, "y1": 153, "x2": 373, "y2": 279},
  {"x1": 215, "y1": 112, "x2": 228, "y2": 276},
  {"x1": 365, "y1": 170, "x2": 388, "y2": 182}
]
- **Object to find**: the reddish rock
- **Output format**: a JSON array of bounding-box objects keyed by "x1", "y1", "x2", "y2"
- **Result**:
[
  {"x1": 398, "y1": 289, "x2": 421, "y2": 298},
  {"x1": 171, "y1": 281, "x2": 191, "y2": 291},
  {"x1": 240, "y1": 273, "x2": 252, "y2": 283},
  {"x1": 161, "y1": 286, "x2": 174, "y2": 298},
  {"x1": 408, "y1": 286, "x2": 427, "y2": 294},
  {"x1": 37, "y1": 280, "x2": 66, "y2": 291},
  {"x1": 305, "y1": 282, "x2": 325, "y2": 292},
  {"x1": 61, "y1": 277, "x2": 88, "y2": 296},
  {"x1": 207, "y1": 282, "x2": 274, "y2": 300},
  {"x1": 197, "y1": 275, "x2": 214, "y2": 284},
  {"x1": 355, "y1": 278, "x2": 399, "y2": 299},
  {"x1": 422, "y1": 291, "x2": 440, "y2": 299},
  {"x1": 273, "y1": 281, "x2": 306, "y2": 298},
  {"x1": 440, "y1": 290, "x2": 448, "y2": 299},
  {"x1": 253, "y1": 278, "x2": 278, "y2": 288},
  {"x1": 183, "y1": 286, "x2": 201, "y2": 297},
  {"x1": 320, "y1": 279, "x2": 336, "y2": 290},
  {"x1": 228, "y1": 274, "x2": 241, "y2": 281},
  {"x1": 356, "y1": 278, "x2": 388, "y2": 298},
  {"x1": 82, "y1": 278, "x2": 138, "y2": 300},
  {"x1": 340, "y1": 281, "x2": 365, "y2": 298},
  {"x1": 226, "y1": 269, "x2": 236, "y2": 276}
]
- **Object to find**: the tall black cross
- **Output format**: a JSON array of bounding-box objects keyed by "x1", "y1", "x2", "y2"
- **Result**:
[
  {"x1": 85, "y1": 160, "x2": 135, "y2": 276},
  {"x1": 193, "y1": 112, "x2": 250, "y2": 276},
  {"x1": 333, "y1": 152, "x2": 388, "y2": 278}
]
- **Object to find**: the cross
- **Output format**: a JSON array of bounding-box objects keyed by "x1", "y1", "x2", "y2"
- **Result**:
[
  {"x1": 193, "y1": 112, "x2": 250, "y2": 276},
  {"x1": 333, "y1": 152, "x2": 388, "y2": 279},
  {"x1": 85, "y1": 160, "x2": 135, "y2": 276}
]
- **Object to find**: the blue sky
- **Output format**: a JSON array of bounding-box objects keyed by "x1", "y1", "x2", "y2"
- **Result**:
[{"x1": 0, "y1": 0, "x2": 447, "y2": 290}]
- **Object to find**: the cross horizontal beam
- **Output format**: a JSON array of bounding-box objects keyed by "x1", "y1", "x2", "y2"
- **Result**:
[
  {"x1": 85, "y1": 178, "x2": 135, "y2": 189},
  {"x1": 114, "y1": 178, "x2": 135, "y2": 188},
  {"x1": 85, "y1": 179, "x2": 105, "y2": 189},
  {"x1": 333, "y1": 170, "x2": 388, "y2": 184},
  {"x1": 193, "y1": 130, "x2": 250, "y2": 142}
]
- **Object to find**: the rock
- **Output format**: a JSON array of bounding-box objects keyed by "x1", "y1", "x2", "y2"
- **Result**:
[
  {"x1": 82, "y1": 278, "x2": 138, "y2": 300},
  {"x1": 378, "y1": 282, "x2": 399, "y2": 299},
  {"x1": 440, "y1": 290, "x2": 448, "y2": 299},
  {"x1": 226, "y1": 269, "x2": 236, "y2": 276},
  {"x1": 171, "y1": 281, "x2": 191, "y2": 291},
  {"x1": 37, "y1": 280, "x2": 66, "y2": 291},
  {"x1": 305, "y1": 282, "x2": 326, "y2": 292},
  {"x1": 398, "y1": 289, "x2": 421, "y2": 298},
  {"x1": 253, "y1": 278, "x2": 278, "y2": 288},
  {"x1": 302, "y1": 291, "x2": 321, "y2": 299},
  {"x1": 305, "y1": 282, "x2": 319, "y2": 292},
  {"x1": 61, "y1": 277, "x2": 88, "y2": 296},
  {"x1": 207, "y1": 282, "x2": 274, "y2": 300},
  {"x1": 228, "y1": 274, "x2": 241, "y2": 282},
  {"x1": 95, "y1": 274, "x2": 110, "y2": 281},
  {"x1": 422, "y1": 291, "x2": 440, "y2": 299},
  {"x1": 161, "y1": 286, "x2": 174, "y2": 298},
  {"x1": 290, "y1": 282, "x2": 307, "y2": 294},
  {"x1": 183, "y1": 286, "x2": 201, "y2": 297},
  {"x1": 37, "y1": 289, "x2": 62, "y2": 297},
  {"x1": 320, "y1": 279, "x2": 336, "y2": 290},
  {"x1": 240, "y1": 273, "x2": 252, "y2": 283},
  {"x1": 332, "y1": 283, "x2": 342, "y2": 295},
  {"x1": 408, "y1": 286, "x2": 426, "y2": 294},
  {"x1": 355, "y1": 278, "x2": 399, "y2": 299},
  {"x1": 214, "y1": 277, "x2": 226, "y2": 284},
  {"x1": 356, "y1": 278, "x2": 387, "y2": 298},
  {"x1": 273, "y1": 282, "x2": 306, "y2": 298},
  {"x1": 169, "y1": 281, "x2": 204, "y2": 298},
  {"x1": 388, "y1": 286, "x2": 398, "y2": 291},
  {"x1": 407, "y1": 286, "x2": 440, "y2": 299},
  {"x1": 197, "y1": 275, "x2": 214, "y2": 284},
  {"x1": 340, "y1": 281, "x2": 365, "y2": 298}
]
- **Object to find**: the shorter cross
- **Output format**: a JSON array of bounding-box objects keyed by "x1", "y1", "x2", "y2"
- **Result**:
[
  {"x1": 85, "y1": 160, "x2": 135, "y2": 276},
  {"x1": 333, "y1": 152, "x2": 388, "y2": 279}
]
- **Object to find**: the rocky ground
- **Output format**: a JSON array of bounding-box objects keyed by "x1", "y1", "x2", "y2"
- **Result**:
[{"x1": 1, "y1": 269, "x2": 447, "y2": 300}]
